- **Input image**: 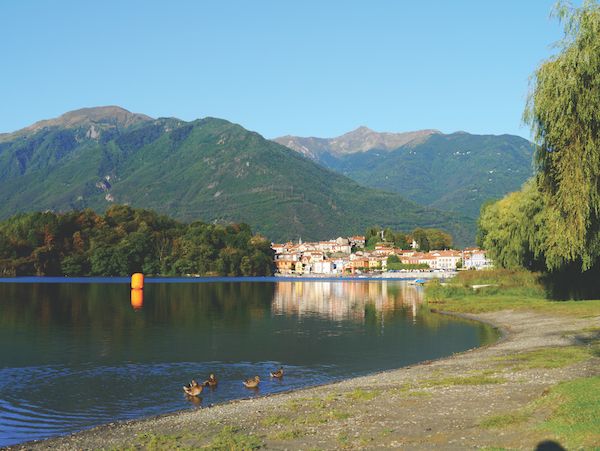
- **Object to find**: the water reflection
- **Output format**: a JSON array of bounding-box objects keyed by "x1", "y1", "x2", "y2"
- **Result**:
[
  {"x1": 272, "y1": 280, "x2": 422, "y2": 321},
  {"x1": 0, "y1": 279, "x2": 501, "y2": 448},
  {"x1": 186, "y1": 395, "x2": 203, "y2": 406},
  {"x1": 131, "y1": 288, "x2": 143, "y2": 311}
]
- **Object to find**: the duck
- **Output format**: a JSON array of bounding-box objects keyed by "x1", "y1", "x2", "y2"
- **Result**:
[
  {"x1": 202, "y1": 374, "x2": 218, "y2": 387},
  {"x1": 270, "y1": 366, "x2": 284, "y2": 378},
  {"x1": 183, "y1": 379, "x2": 203, "y2": 396},
  {"x1": 243, "y1": 376, "x2": 260, "y2": 388}
]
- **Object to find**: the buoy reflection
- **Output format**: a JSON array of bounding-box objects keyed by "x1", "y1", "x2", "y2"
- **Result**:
[
  {"x1": 131, "y1": 273, "x2": 145, "y2": 311},
  {"x1": 131, "y1": 289, "x2": 143, "y2": 311}
]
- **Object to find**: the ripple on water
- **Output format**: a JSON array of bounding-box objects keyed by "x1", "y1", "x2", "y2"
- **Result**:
[{"x1": 0, "y1": 360, "x2": 338, "y2": 447}]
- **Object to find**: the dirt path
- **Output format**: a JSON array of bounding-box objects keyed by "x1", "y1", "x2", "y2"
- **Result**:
[{"x1": 5, "y1": 310, "x2": 600, "y2": 451}]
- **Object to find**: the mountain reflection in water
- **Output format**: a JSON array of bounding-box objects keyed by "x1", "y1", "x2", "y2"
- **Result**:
[{"x1": 0, "y1": 278, "x2": 500, "y2": 448}]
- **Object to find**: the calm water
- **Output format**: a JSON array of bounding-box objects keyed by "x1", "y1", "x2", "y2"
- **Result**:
[{"x1": 0, "y1": 278, "x2": 501, "y2": 447}]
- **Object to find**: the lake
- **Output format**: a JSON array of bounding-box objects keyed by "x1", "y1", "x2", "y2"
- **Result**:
[{"x1": 0, "y1": 277, "x2": 501, "y2": 447}]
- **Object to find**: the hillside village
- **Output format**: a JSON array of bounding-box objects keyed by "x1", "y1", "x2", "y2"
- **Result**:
[{"x1": 271, "y1": 236, "x2": 492, "y2": 275}]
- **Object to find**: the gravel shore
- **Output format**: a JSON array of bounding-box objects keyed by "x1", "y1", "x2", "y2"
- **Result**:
[{"x1": 5, "y1": 310, "x2": 600, "y2": 451}]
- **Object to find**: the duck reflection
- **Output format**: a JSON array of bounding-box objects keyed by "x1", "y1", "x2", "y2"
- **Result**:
[
  {"x1": 244, "y1": 386, "x2": 260, "y2": 395},
  {"x1": 186, "y1": 395, "x2": 203, "y2": 406}
]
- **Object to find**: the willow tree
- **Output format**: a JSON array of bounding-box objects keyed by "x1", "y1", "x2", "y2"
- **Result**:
[
  {"x1": 523, "y1": 0, "x2": 600, "y2": 270},
  {"x1": 478, "y1": 180, "x2": 548, "y2": 270}
]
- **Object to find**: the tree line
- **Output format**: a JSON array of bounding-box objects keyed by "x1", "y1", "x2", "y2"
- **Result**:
[
  {"x1": 0, "y1": 205, "x2": 273, "y2": 277},
  {"x1": 365, "y1": 226, "x2": 454, "y2": 251}
]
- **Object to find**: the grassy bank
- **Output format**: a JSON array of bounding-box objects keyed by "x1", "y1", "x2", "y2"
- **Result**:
[
  {"x1": 479, "y1": 376, "x2": 600, "y2": 450},
  {"x1": 426, "y1": 268, "x2": 600, "y2": 450},
  {"x1": 425, "y1": 268, "x2": 600, "y2": 317}
]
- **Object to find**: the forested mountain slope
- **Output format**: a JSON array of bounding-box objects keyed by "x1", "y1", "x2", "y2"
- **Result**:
[
  {"x1": 0, "y1": 108, "x2": 477, "y2": 246},
  {"x1": 273, "y1": 129, "x2": 536, "y2": 218}
]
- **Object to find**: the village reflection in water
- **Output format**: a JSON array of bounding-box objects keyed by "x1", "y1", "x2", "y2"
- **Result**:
[{"x1": 272, "y1": 280, "x2": 422, "y2": 322}]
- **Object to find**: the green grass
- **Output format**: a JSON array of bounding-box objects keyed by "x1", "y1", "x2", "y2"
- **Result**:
[
  {"x1": 137, "y1": 433, "x2": 181, "y2": 449},
  {"x1": 389, "y1": 387, "x2": 409, "y2": 395},
  {"x1": 284, "y1": 400, "x2": 300, "y2": 411},
  {"x1": 344, "y1": 389, "x2": 381, "y2": 401},
  {"x1": 479, "y1": 411, "x2": 531, "y2": 429},
  {"x1": 425, "y1": 269, "x2": 600, "y2": 316},
  {"x1": 490, "y1": 347, "x2": 591, "y2": 370},
  {"x1": 101, "y1": 431, "x2": 209, "y2": 451},
  {"x1": 117, "y1": 432, "x2": 205, "y2": 450},
  {"x1": 535, "y1": 376, "x2": 600, "y2": 448},
  {"x1": 478, "y1": 376, "x2": 600, "y2": 449},
  {"x1": 421, "y1": 372, "x2": 507, "y2": 387},
  {"x1": 330, "y1": 411, "x2": 352, "y2": 420},
  {"x1": 102, "y1": 446, "x2": 138, "y2": 451},
  {"x1": 336, "y1": 431, "x2": 350, "y2": 447},
  {"x1": 303, "y1": 413, "x2": 328, "y2": 424},
  {"x1": 262, "y1": 415, "x2": 291, "y2": 425},
  {"x1": 204, "y1": 426, "x2": 262, "y2": 451}
]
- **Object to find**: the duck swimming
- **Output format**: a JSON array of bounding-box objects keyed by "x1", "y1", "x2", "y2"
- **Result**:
[
  {"x1": 183, "y1": 379, "x2": 203, "y2": 396},
  {"x1": 202, "y1": 374, "x2": 218, "y2": 387},
  {"x1": 270, "y1": 366, "x2": 284, "y2": 378},
  {"x1": 243, "y1": 376, "x2": 260, "y2": 388}
]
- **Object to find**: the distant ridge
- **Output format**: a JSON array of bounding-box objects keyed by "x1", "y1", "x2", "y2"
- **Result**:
[
  {"x1": 273, "y1": 129, "x2": 536, "y2": 219},
  {"x1": 272, "y1": 127, "x2": 441, "y2": 161}
]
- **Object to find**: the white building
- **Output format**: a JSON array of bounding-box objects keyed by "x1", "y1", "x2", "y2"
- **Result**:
[{"x1": 462, "y1": 248, "x2": 493, "y2": 270}]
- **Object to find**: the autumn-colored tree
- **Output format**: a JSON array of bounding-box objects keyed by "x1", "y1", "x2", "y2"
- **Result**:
[{"x1": 0, "y1": 207, "x2": 273, "y2": 277}]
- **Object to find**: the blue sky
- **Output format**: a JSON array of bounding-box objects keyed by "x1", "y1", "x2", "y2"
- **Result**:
[{"x1": 0, "y1": 1, "x2": 577, "y2": 141}]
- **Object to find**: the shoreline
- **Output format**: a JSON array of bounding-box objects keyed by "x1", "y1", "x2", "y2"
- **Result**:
[
  {"x1": 0, "y1": 271, "x2": 454, "y2": 283},
  {"x1": 6, "y1": 309, "x2": 600, "y2": 450},
  {"x1": 273, "y1": 270, "x2": 458, "y2": 279}
]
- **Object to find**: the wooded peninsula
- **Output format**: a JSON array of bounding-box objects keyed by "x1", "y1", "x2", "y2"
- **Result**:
[{"x1": 0, "y1": 205, "x2": 273, "y2": 277}]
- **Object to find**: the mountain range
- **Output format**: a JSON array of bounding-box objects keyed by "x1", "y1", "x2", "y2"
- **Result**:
[
  {"x1": 272, "y1": 127, "x2": 536, "y2": 219},
  {"x1": 0, "y1": 107, "x2": 479, "y2": 247}
]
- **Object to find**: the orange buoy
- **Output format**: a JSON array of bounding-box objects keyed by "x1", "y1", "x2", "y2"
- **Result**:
[
  {"x1": 131, "y1": 273, "x2": 144, "y2": 289},
  {"x1": 131, "y1": 289, "x2": 143, "y2": 311}
]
